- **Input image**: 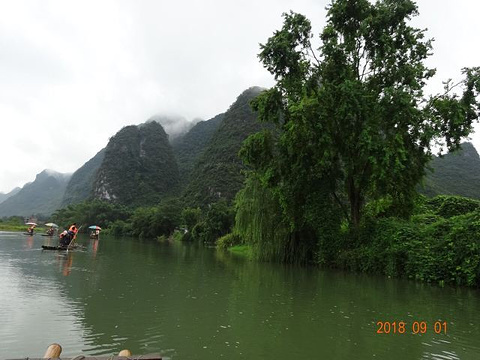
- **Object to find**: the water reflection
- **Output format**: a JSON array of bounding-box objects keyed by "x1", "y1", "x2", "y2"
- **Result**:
[
  {"x1": 92, "y1": 238, "x2": 99, "y2": 258},
  {"x1": 56, "y1": 252, "x2": 74, "y2": 276},
  {"x1": 25, "y1": 235, "x2": 34, "y2": 249},
  {"x1": 0, "y1": 232, "x2": 86, "y2": 356},
  {"x1": 421, "y1": 337, "x2": 460, "y2": 360}
]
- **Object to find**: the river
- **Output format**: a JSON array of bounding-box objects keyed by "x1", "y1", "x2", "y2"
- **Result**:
[{"x1": 0, "y1": 231, "x2": 479, "y2": 359}]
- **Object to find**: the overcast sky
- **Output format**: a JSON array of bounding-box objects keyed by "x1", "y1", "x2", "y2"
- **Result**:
[{"x1": 1, "y1": 0, "x2": 479, "y2": 193}]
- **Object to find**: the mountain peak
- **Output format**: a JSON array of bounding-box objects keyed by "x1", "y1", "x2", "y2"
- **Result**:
[
  {"x1": 37, "y1": 169, "x2": 71, "y2": 181},
  {"x1": 147, "y1": 114, "x2": 198, "y2": 141},
  {"x1": 0, "y1": 171, "x2": 71, "y2": 217},
  {"x1": 92, "y1": 119, "x2": 180, "y2": 206}
]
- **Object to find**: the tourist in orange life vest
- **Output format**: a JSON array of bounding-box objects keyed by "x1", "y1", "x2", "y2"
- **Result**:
[
  {"x1": 60, "y1": 223, "x2": 78, "y2": 247},
  {"x1": 68, "y1": 223, "x2": 78, "y2": 235}
]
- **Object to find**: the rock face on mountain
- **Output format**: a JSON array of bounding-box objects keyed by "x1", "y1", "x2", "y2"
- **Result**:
[
  {"x1": 0, "y1": 170, "x2": 71, "y2": 217},
  {"x1": 172, "y1": 113, "x2": 225, "y2": 189},
  {"x1": 61, "y1": 148, "x2": 106, "y2": 207},
  {"x1": 0, "y1": 187, "x2": 21, "y2": 205},
  {"x1": 422, "y1": 142, "x2": 480, "y2": 199},
  {"x1": 183, "y1": 87, "x2": 266, "y2": 206},
  {"x1": 92, "y1": 121, "x2": 179, "y2": 207}
]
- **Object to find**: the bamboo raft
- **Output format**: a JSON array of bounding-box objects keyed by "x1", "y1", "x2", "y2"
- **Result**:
[
  {"x1": 41, "y1": 245, "x2": 81, "y2": 251},
  {"x1": 6, "y1": 343, "x2": 162, "y2": 360}
]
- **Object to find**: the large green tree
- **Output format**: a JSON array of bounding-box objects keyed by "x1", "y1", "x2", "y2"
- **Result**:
[{"x1": 245, "y1": 0, "x2": 480, "y2": 229}]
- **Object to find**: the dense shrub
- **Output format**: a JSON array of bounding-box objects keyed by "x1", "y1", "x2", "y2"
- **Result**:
[
  {"x1": 337, "y1": 218, "x2": 414, "y2": 276},
  {"x1": 129, "y1": 199, "x2": 182, "y2": 239},
  {"x1": 189, "y1": 200, "x2": 235, "y2": 244},
  {"x1": 106, "y1": 220, "x2": 133, "y2": 237},
  {"x1": 181, "y1": 207, "x2": 202, "y2": 232},
  {"x1": 336, "y1": 210, "x2": 480, "y2": 287},
  {"x1": 425, "y1": 195, "x2": 480, "y2": 218},
  {"x1": 410, "y1": 213, "x2": 442, "y2": 225},
  {"x1": 217, "y1": 233, "x2": 243, "y2": 250}
]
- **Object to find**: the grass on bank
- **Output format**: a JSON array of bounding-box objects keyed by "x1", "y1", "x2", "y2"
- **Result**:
[
  {"x1": 227, "y1": 245, "x2": 251, "y2": 257},
  {"x1": 0, "y1": 224, "x2": 30, "y2": 232}
]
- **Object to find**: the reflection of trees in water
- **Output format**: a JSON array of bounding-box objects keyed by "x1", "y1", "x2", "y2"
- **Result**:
[{"x1": 214, "y1": 249, "x2": 479, "y2": 359}]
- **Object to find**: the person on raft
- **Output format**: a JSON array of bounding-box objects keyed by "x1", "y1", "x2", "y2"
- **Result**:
[
  {"x1": 46, "y1": 226, "x2": 55, "y2": 236},
  {"x1": 60, "y1": 223, "x2": 78, "y2": 247},
  {"x1": 59, "y1": 229, "x2": 68, "y2": 240},
  {"x1": 27, "y1": 224, "x2": 36, "y2": 235},
  {"x1": 90, "y1": 229, "x2": 100, "y2": 239}
]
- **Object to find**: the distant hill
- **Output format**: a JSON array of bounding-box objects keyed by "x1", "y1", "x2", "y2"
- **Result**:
[
  {"x1": 421, "y1": 142, "x2": 480, "y2": 199},
  {"x1": 172, "y1": 113, "x2": 224, "y2": 189},
  {"x1": 0, "y1": 170, "x2": 71, "y2": 217},
  {"x1": 61, "y1": 148, "x2": 106, "y2": 207},
  {"x1": 92, "y1": 121, "x2": 179, "y2": 207},
  {"x1": 0, "y1": 187, "x2": 21, "y2": 205},
  {"x1": 183, "y1": 87, "x2": 266, "y2": 206}
]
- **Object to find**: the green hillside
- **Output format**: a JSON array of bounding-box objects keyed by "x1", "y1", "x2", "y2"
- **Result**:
[
  {"x1": 93, "y1": 121, "x2": 180, "y2": 207},
  {"x1": 0, "y1": 170, "x2": 71, "y2": 217},
  {"x1": 421, "y1": 142, "x2": 480, "y2": 199},
  {"x1": 172, "y1": 113, "x2": 224, "y2": 188},
  {"x1": 183, "y1": 87, "x2": 266, "y2": 206},
  {"x1": 61, "y1": 148, "x2": 106, "y2": 207}
]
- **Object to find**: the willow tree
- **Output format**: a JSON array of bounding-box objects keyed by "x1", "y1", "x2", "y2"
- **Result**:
[{"x1": 246, "y1": 0, "x2": 480, "y2": 229}]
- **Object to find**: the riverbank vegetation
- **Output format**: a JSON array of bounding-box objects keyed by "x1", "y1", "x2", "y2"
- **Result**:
[
  {"x1": 51, "y1": 200, "x2": 132, "y2": 231},
  {"x1": 0, "y1": 216, "x2": 53, "y2": 233},
  {"x1": 0, "y1": 216, "x2": 29, "y2": 232},
  {"x1": 329, "y1": 195, "x2": 480, "y2": 287}
]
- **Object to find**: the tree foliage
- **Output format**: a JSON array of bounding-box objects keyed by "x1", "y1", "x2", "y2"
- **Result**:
[
  {"x1": 235, "y1": 175, "x2": 297, "y2": 262},
  {"x1": 129, "y1": 199, "x2": 182, "y2": 238},
  {"x1": 245, "y1": 1, "x2": 480, "y2": 234},
  {"x1": 52, "y1": 200, "x2": 132, "y2": 231},
  {"x1": 191, "y1": 200, "x2": 235, "y2": 244},
  {"x1": 181, "y1": 207, "x2": 202, "y2": 232}
]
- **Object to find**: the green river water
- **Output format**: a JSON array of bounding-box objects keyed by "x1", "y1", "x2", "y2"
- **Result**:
[{"x1": 0, "y1": 231, "x2": 479, "y2": 359}]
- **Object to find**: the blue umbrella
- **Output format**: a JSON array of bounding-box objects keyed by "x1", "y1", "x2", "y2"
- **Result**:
[{"x1": 88, "y1": 225, "x2": 101, "y2": 230}]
